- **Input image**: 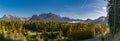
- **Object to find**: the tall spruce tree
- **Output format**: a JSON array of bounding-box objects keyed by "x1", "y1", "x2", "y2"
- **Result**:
[{"x1": 108, "y1": 0, "x2": 120, "y2": 34}]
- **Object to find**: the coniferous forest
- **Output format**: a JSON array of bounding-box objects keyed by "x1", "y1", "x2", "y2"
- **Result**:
[
  {"x1": 107, "y1": 0, "x2": 120, "y2": 41},
  {"x1": 0, "y1": 0, "x2": 112, "y2": 41},
  {"x1": 0, "y1": 21, "x2": 109, "y2": 41}
]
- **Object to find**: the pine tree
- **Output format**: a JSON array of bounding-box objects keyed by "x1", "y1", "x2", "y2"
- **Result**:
[{"x1": 108, "y1": 0, "x2": 120, "y2": 34}]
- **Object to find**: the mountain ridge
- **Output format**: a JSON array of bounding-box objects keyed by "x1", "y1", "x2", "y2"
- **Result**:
[{"x1": 0, "y1": 13, "x2": 108, "y2": 24}]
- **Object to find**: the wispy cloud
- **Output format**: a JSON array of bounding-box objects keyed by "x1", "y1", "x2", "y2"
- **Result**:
[
  {"x1": 57, "y1": 0, "x2": 107, "y2": 20},
  {"x1": 0, "y1": 0, "x2": 108, "y2": 20}
]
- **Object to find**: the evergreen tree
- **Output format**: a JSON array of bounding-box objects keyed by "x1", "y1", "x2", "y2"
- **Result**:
[{"x1": 108, "y1": 0, "x2": 120, "y2": 34}]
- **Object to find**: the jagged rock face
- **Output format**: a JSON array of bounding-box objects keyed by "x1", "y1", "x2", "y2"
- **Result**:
[
  {"x1": 39, "y1": 13, "x2": 63, "y2": 21},
  {"x1": 30, "y1": 13, "x2": 63, "y2": 22},
  {"x1": 30, "y1": 13, "x2": 84, "y2": 22},
  {"x1": 0, "y1": 14, "x2": 108, "y2": 24},
  {"x1": 0, "y1": 15, "x2": 30, "y2": 21},
  {"x1": 30, "y1": 15, "x2": 42, "y2": 20}
]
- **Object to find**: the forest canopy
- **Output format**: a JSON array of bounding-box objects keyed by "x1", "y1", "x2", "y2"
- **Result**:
[{"x1": 0, "y1": 21, "x2": 109, "y2": 41}]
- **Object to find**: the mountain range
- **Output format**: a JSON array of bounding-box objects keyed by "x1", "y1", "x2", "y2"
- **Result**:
[
  {"x1": 0, "y1": 15, "x2": 30, "y2": 21},
  {"x1": 0, "y1": 13, "x2": 108, "y2": 24}
]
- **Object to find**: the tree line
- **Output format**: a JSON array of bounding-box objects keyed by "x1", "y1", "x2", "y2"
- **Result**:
[{"x1": 0, "y1": 20, "x2": 108, "y2": 41}]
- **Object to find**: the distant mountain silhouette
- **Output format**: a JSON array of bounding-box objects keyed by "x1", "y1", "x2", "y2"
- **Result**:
[
  {"x1": 91, "y1": 16, "x2": 108, "y2": 25},
  {"x1": 0, "y1": 15, "x2": 30, "y2": 21},
  {"x1": 84, "y1": 19, "x2": 93, "y2": 23},
  {"x1": 30, "y1": 13, "x2": 85, "y2": 22},
  {"x1": 0, "y1": 13, "x2": 108, "y2": 24},
  {"x1": 83, "y1": 16, "x2": 108, "y2": 25},
  {"x1": 30, "y1": 14, "x2": 43, "y2": 20},
  {"x1": 30, "y1": 13, "x2": 63, "y2": 22}
]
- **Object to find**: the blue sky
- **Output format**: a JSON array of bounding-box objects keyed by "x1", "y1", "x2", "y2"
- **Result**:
[{"x1": 0, "y1": 0, "x2": 107, "y2": 20}]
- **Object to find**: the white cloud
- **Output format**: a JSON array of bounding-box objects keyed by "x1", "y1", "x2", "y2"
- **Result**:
[
  {"x1": 102, "y1": 7, "x2": 107, "y2": 10},
  {"x1": 56, "y1": 0, "x2": 108, "y2": 20}
]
